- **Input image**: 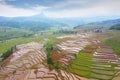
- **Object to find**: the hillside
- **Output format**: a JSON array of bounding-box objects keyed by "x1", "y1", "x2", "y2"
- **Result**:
[
  {"x1": 0, "y1": 27, "x2": 33, "y2": 41},
  {"x1": 0, "y1": 31, "x2": 120, "y2": 80},
  {"x1": 0, "y1": 16, "x2": 67, "y2": 32},
  {"x1": 74, "y1": 18, "x2": 120, "y2": 29},
  {"x1": 110, "y1": 24, "x2": 120, "y2": 30}
]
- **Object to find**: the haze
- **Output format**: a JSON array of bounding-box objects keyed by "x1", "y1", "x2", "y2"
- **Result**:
[{"x1": 0, "y1": 0, "x2": 120, "y2": 19}]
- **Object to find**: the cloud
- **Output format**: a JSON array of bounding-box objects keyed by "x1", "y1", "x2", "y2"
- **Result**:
[
  {"x1": 0, "y1": 0, "x2": 4, "y2": 1},
  {"x1": 0, "y1": 0, "x2": 5, "y2": 4},
  {"x1": 0, "y1": 0, "x2": 120, "y2": 18},
  {"x1": 6, "y1": 0, "x2": 16, "y2": 1},
  {"x1": 0, "y1": 3, "x2": 49, "y2": 17},
  {"x1": 50, "y1": 0, "x2": 94, "y2": 11},
  {"x1": 45, "y1": 0, "x2": 120, "y2": 18}
]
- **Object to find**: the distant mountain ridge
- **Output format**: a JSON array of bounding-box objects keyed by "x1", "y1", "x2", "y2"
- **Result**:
[
  {"x1": 74, "y1": 18, "x2": 120, "y2": 29},
  {"x1": 0, "y1": 15, "x2": 68, "y2": 31},
  {"x1": 0, "y1": 14, "x2": 120, "y2": 31}
]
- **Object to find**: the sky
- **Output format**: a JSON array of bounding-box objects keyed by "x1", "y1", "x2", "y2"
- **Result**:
[{"x1": 0, "y1": 0, "x2": 120, "y2": 18}]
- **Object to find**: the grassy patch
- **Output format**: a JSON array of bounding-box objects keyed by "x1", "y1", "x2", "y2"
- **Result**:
[
  {"x1": 0, "y1": 27, "x2": 33, "y2": 41},
  {"x1": 67, "y1": 51, "x2": 118, "y2": 80},
  {"x1": 105, "y1": 30, "x2": 120, "y2": 55},
  {"x1": 45, "y1": 37, "x2": 62, "y2": 70},
  {"x1": 94, "y1": 30, "x2": 120, "y2": 55},
  {"x1": 0, "y1": 36, "x2": 44, "y2": 54},
  {"x1": 68, "y1": 51, "x2": 93, "y2": 78}
]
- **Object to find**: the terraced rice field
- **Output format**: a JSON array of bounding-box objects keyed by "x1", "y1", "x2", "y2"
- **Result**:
[
  {"x1": 53, "y1": 33, "x2": 120, "y2": 80},
  {"x1": 68, "y1": 52, "x2": 93, "y2": 77},
  {"x1": 0, "y1": 41, "x2": 86, "y2": 80},
  {"x1": 0, "y1": 33, "x2": 120, "y2": 80},
  {"x1": 67, "y1": 45, "x2": 120, "y2": 80}
]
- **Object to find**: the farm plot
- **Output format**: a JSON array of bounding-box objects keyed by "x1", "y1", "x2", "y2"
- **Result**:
[{"x1": 67, "y1": 47, "x2": 120, "y2": 80}]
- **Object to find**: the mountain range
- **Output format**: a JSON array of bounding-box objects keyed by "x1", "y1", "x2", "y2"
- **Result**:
[{"x1": 0, "y1": 14, "x2": 120, "y2": 31}]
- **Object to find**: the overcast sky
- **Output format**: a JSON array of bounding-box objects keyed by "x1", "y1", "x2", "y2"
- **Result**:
[{"x1": 0, "y1": 0, "x2": 120, "y2": 18}]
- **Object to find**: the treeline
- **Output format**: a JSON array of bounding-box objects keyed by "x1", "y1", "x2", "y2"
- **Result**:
[
  {"x1": 0, "y1": 21, "x2": 50, "y2": 32},
  {"x1": 105, "y1": 31, "x2": 120, "y2": 55},
  {"x1": 53, "y1": 29, "x2": 77, "y2": 34},
  {"x1": 0, "y1": 47, "x2": 14, "y2": 61},
  {"x1": 110, "y1": 24, "x2": 120, "y2": 30},
  {"x1": 45, "y1": 37, "x2": 61, "y2": 70},
  {"x1": 0, "y1": 27, "x2": 33, "y2": 41}
]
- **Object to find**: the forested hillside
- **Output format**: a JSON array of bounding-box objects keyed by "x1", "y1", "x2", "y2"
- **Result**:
[
  {"x1": 110, "y1": 24, "x2": 120, "y2": 30},
  {"x1": 0, "y1": 27, "x2": 33, "y2": 41}
]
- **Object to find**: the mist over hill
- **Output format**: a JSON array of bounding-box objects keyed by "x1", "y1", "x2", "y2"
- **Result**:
[
  {"x1": 0, "y1": 13, "x2": 120, "y2": 32},
  {"x1": 74, "y1": 18, "x2": 120, "y2": 29},
  {"x1": 0, "y1": 14, "x2": 68, "y2": 31}
]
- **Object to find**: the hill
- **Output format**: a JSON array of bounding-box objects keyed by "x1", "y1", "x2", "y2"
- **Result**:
[
  {"x1": 0, "y1": 16, "x2": 68, "y2": 32},
  {"x1": 110, "y1": 24, "x2": 120, "y2": 30},
  {"x1": 74, "y1": 18, "x2": 120, "y2": 30}
]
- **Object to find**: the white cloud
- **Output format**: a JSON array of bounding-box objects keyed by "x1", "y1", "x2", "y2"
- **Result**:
[
  {"x1": 45, "y1": 0, "x2": 120, "y2": 18},
  {"x1": 0, "y1": 3, "x2": 49, "y2": 17},
  {"x1": 0, "y1": 0, "x2": 120, "y2": 18}
]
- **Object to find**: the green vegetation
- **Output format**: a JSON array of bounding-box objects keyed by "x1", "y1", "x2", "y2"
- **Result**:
[
  {"x1": 67, "y1": 51, "x2": 118, "y2": 80},
  {"x1": 45, "y1": 37, "x2": 57, "y2": 65},
  {"x1": 45, "y1": 37, "x2": 61, "y2": 70},
  {"x1": 53, "y1": 29, "x2": 77, "y2": 34},
  {"x1": 1, "y1": 47, "x2": 13, "y2": 61},
  {"x1": 105, "y1": 30, "x2": 120, "y2": 55},
  {"x1": 110, "y1": 24, "x2": 120, "y2": 30},
  {"x1": 68, "y1": 51, "x2": 93, "y2": 78},
  {"x1": 106, "y1": 37, "x2": 120, "y2": 55},
  {"x1": 0, "y1": 27, "x2": 33, "y2": 41},
  {"x1": 0, "y1": 35, "x2": 44, "y2": 61},
  {"x1": 96, "y1": 30, "x2": 120, "y2": 55},
  {"x1": 0, "y1": 26, "x2": 71, "y2": 61}
]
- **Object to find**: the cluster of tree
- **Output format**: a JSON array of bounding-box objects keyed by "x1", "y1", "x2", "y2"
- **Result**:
[
  {"x1": 110, "y1": 24, "x2": 120, "y2": 30},
  {"x1": 53, "y1": 29, "x2": 77, "y2": 34},
  {"x1": 45, "y1": 41, "x2": 54, "y2": 65},
  {"x1": 0, "y1": 27, "x2": 33, "y2": 41},
  {"x1": 45, "y1": 37, "x2": 61, "y2": 70},
  {"x1": 0, "y1": 47, "x2": 14, "y2": 61},
  {"x1": 0, "y1": 16, "x2": 69, "y2": 32},
  {"x1": 0, "y1": 21, "x2": 52, "y2": 32}
]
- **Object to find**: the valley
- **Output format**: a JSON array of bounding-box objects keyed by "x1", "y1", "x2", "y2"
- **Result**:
[
  {"x1": 0, "y1": 28, "x2": 120, "y2": 80},
  {"x1": 0, "y1": 0, "x2": 120, "y2": 80}
]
